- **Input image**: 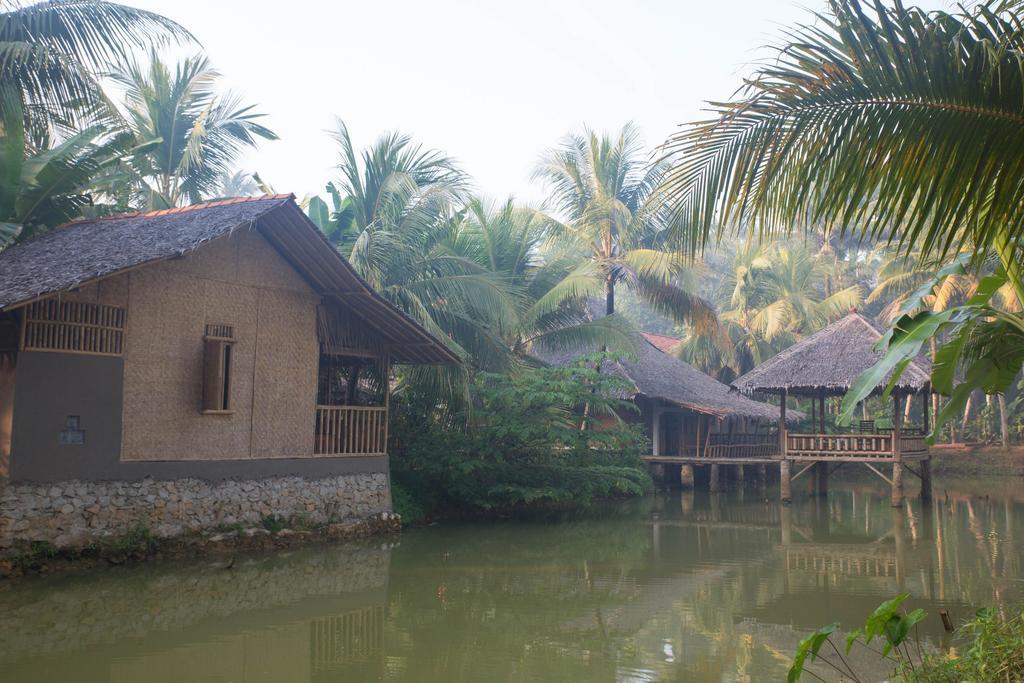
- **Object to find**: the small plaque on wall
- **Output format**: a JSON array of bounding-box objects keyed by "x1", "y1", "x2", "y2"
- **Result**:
[{"x1": 60, "y1": 415, "x2": 85, "y2": 445}]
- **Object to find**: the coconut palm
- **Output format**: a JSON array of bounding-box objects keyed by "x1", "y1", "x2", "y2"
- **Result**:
[
  {"x1": 0, "y1": 0, "x2": 190, "y2": 142},
  {"x1": 659, "y1": 0, "x2": 1024, "y2": 433},
  {"x1": 327, "y1": 123, "x2": 521, "y2": 406},
  {"x1": 661, "y1": 0, "x2": 1024, "y2": 291},
  {"x1": 0, "y1": 96, "x2": 132, "y2": 248},
  {"x1": 107, "y1": 50, "x2": 277, "y2": 209},
  {"x1": 535, "y1": 124, "x2": 718, "y2": 337},
  {"x1": 680, "y1": 238, "x2": 861, "y2": 379},
  {"x1": 450, "y1": 196, "x2": 635, "y2": 357}
]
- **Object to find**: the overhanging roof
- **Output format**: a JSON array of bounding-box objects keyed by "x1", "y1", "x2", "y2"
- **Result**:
[{"x1": 0, "y1": 195, "x2": 459, "y2": 365}]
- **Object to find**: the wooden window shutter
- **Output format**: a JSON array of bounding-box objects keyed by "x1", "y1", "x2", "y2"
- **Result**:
[{"x1": 202, "y1": 339, "x2": 227, "y2": 411}]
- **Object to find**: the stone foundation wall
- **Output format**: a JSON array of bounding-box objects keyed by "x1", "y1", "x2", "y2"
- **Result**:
[{"x1": 0, "y1": 472, "x2": 390, "y2": 551}]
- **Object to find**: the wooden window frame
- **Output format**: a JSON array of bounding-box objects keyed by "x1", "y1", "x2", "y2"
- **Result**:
[{"x1": 201, "y1": 324, "x2": 235, "y2": 415}]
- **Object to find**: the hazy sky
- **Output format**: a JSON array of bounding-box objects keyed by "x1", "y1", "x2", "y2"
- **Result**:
[{"x1": 129, "y1": 0, "x2": 945, "y2": 205}]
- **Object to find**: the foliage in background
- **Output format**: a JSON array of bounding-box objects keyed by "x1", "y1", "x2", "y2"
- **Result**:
[
  {"x1": 389, "y1": 355, "x2": 651, "y2": 518},
  {"x1": 535, "y1": 124, "x2": 718, "y2": 336}
]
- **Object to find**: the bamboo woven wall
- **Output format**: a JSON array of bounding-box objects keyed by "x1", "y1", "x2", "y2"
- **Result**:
[{"x1": 119, "y1": 229, "x2": 319, "y2": 461}]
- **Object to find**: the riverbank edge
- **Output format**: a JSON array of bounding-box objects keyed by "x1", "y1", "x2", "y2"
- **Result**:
[
  {"x1": 929, "y1": 445, "x2": 1024, "y2": 477},
  {"x1": 0, "y1": 510, "x2": 401, "y2": 580}
]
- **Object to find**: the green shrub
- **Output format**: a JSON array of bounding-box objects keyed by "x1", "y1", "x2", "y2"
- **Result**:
[
  {"x1": 789, "y1": 596, "x2": 1024, "y2": 682},
  {"x1": 390, "y1": 482, "x2": 427, "y2": 525},
  {"x1": 390, "y1": 355, "x2": 652, "y2": 517}
]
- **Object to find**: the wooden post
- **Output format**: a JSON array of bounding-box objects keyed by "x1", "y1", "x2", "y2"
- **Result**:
[
  {"x1": 709, "y1": 463, "x2": 723, "y2": 493},
  {"x1": 780, "y1": 459, "x2": 792, "y2": 503},
  {"x1": 680, "y1": 464, "x2": 695, "y2": 490},
  {"x1": 815, "y1": 463, "x2": 829, "y2": 497},
  {"x1": 888, "y1": 389, "x2": 905, "y2": 507},
  {"x1": 736, "y1": 464, "x2": 746, "y2": 486},
  {"x1": 818, "y1": 389, "x2": 826, "y2": 434},
  {"x1": 920, "y1": 457, "x2": 933, "y2": 502},
  {"x1": 651, "y1": 405, "x2": 662, "y2": 456},
  {"x1": 779, "y1": 389, "x2": 790, "y2": 503}
]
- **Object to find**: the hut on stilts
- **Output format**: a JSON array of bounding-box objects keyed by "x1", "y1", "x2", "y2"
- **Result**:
[{"x1": 731, "y1": 311, "x2": 933, "y2": 507}]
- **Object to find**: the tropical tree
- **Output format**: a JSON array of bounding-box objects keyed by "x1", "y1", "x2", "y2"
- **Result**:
[
  {"x1": 105, "y1": 50, "x2": 277, "y2": 209},
  {"x1": 535, "y1": 124, "x2": 718, "y2": 337},
  {"x1": 0, "y1": 95, "x2": 134, "y2": 247},
  {"x1": 680, "y1": 238, "x2": 860, "y2": 380},
  {"x1": 0, "y1": 0, "x2": 190, "y2": 143},
  {"x1": 450, "y1": 196, "x2": 635, "y2": 357},
  {"x1": 659, "y1": 0, "x2": 1024, "y2": 436},
  {"x1": 321, "y1": 122, "x2": 522, "y2": 404}
]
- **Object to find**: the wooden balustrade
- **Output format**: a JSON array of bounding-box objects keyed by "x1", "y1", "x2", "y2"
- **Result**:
[
  {"x1": 786, "y1": 433, "x2": 893, "y2": 457},
  {"x1": 785, "y1": 432, "x2": 929, "y2": 458},
  {"x1": 314, "y1": 405, "x2": 387, "y2": 456}
]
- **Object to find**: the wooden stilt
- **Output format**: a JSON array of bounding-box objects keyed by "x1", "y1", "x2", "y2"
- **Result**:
[
  {"x1": 892, "y1": 392, "x2": 904, "y2": 507},
  {"x1": 920, "y1": 457, "x2": 933, "y2": 502},
  {"x1": 679, "y1": 464, "x2": 695, "y2": 490},
  {"x1": 780, "y1": 459, "x2": 792, "y2": 503},
  {"x1": 892, "y1": 461, "x2": 905, "y2": 507},
  {"x1": 736, "y1": 464, "x2": 746, "y2": 486},
  {"x1": 709, "y1": 463, "x2": 723, "y2": 493},
  {"x1": 779, "y1": 389, "x2": 790, "y2": 503},
  {"x1": 815, "y1": 463, "x2": 829, "y2": 497}
]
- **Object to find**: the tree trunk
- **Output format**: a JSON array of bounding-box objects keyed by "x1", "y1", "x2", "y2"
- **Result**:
[
  {"x1": 999, "y1": 393, "x2": 1010, "y2": 451},
  {"x1": 605, "y1": 274, "x2": 615, "y2": 316},
  {"x1": 904, "y1": 394, "x2": 913, "y2": 422},
  {"x1": 960, "y1": 392, "x2": 975, "y2": 441}
]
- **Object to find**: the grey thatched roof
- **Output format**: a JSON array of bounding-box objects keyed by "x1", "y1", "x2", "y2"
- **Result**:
[
  {"x1": 534, "y1": 320, "x2": 787, "y2": 422},
  {"x1": 0, "y1": 195, "x2": 458, "y2": 365},
  {"x1": 731, "y1": 311, "x2": 931, "y2": 396}
]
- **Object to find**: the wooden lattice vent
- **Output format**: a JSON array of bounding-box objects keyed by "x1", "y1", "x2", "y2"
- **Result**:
[{"x1": 21, "y1": 300, "x2": 126, "y2": 356}]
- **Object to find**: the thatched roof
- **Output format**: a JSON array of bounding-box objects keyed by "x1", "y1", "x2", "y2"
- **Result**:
[
  {"x1": 731, "y1": 311, "x2": 931, "y2": 396},
  {"x1": 534, "y1": 314, "x2": 788, "y2": 422},
  {"x1": 0, "y1": 195, "x2": 458, "y2": 365}
]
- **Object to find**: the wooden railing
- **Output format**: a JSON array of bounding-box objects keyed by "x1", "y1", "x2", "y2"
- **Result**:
[
  {"x1": 315, "y1": 406, "x2": 387, "y2": 456},
  {"x1": 787, "y1": 433, "x2": 893, "y2": 457},
  {"x1": 786, "y1": 433, "x2": 929, "y2": 458},
  {"x1": 899, "y1": 435, "x2": 928, "y2": 454}
]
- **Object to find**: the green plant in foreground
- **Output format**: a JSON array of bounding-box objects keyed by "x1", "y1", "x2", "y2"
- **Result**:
[
  {"x1": 790, "y1": 593, "x2": 925, "y2": 682},
  {"x1": 791, "y1": 596, "x2": 1024, "y2": 682}
]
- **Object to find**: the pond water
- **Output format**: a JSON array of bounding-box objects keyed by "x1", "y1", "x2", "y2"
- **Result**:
[{"x1": 2, "y1": 477, "x2": 1022, "y2": 682}]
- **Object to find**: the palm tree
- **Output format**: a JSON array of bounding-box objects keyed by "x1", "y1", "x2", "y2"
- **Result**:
[
  {"x1": 0, "y1": 0, "x2": 190, "y2": 142},
  {"x1": 680, "y1": 238, "x2": 860, "y2": 379},
  {"x1": 0, "y1": 96, "x2": 131, "y2": 248},
  {"x1": 659, "y1": 0, "x2": 1024, "y2": 432},
  {"x1": 535, "y1": 124, "x2": 717, "y2": 336},
  {"x1": 107, "y1": 50, "x2": 277, "y2": 209},
  {"x1": 326, "y1": 123, "x2": 520, "y2": 405},
  {"x1": 661, "y1": 0, "x2": 1024, "y2": 301},
  {"x1": 451, "y1": 196, "x2": 635, "y2": 357}
]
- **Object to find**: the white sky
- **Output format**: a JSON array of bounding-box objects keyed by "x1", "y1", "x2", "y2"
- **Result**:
[{"x1": 129, "y1": 0, "x2": 948, "y2": 206}]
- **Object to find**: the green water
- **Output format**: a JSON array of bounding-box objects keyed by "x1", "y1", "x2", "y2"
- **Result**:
[{"x1": 2, "y1": 478, "x2": 1022, "y2": 682}]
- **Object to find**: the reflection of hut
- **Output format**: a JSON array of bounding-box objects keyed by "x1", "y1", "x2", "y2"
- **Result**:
[
  {"x1": 534, "y1": 310, "x2": 794, "y2": 491},
  {"x1": 732, "y1": 311, "x2": 932, "y2": 506}
]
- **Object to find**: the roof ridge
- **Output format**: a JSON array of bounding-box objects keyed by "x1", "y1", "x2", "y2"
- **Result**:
[{"x1": 69, "y1": 194, "x2": 295, "y2": 225}]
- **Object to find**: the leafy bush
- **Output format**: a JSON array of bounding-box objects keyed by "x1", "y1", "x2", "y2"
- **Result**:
[
  {"x1": 790, "y1": 595, "x2": 1024, "y2": 682},
  {"x1": 909, "y1": 608, "x2": 1024, "y2": 682},
  {"x1": 390, "y1": 355, "x2": 651, "y2": 518}
]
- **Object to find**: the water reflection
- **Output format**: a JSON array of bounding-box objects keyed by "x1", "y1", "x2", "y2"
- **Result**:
[{"x1": 1, "y1": 480, "x2": 1022, "y2": 682}]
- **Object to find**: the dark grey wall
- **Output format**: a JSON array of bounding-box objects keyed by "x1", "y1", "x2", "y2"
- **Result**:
[{"x1": 9, "y1": 351, "x2": 388, "y2": 484}]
